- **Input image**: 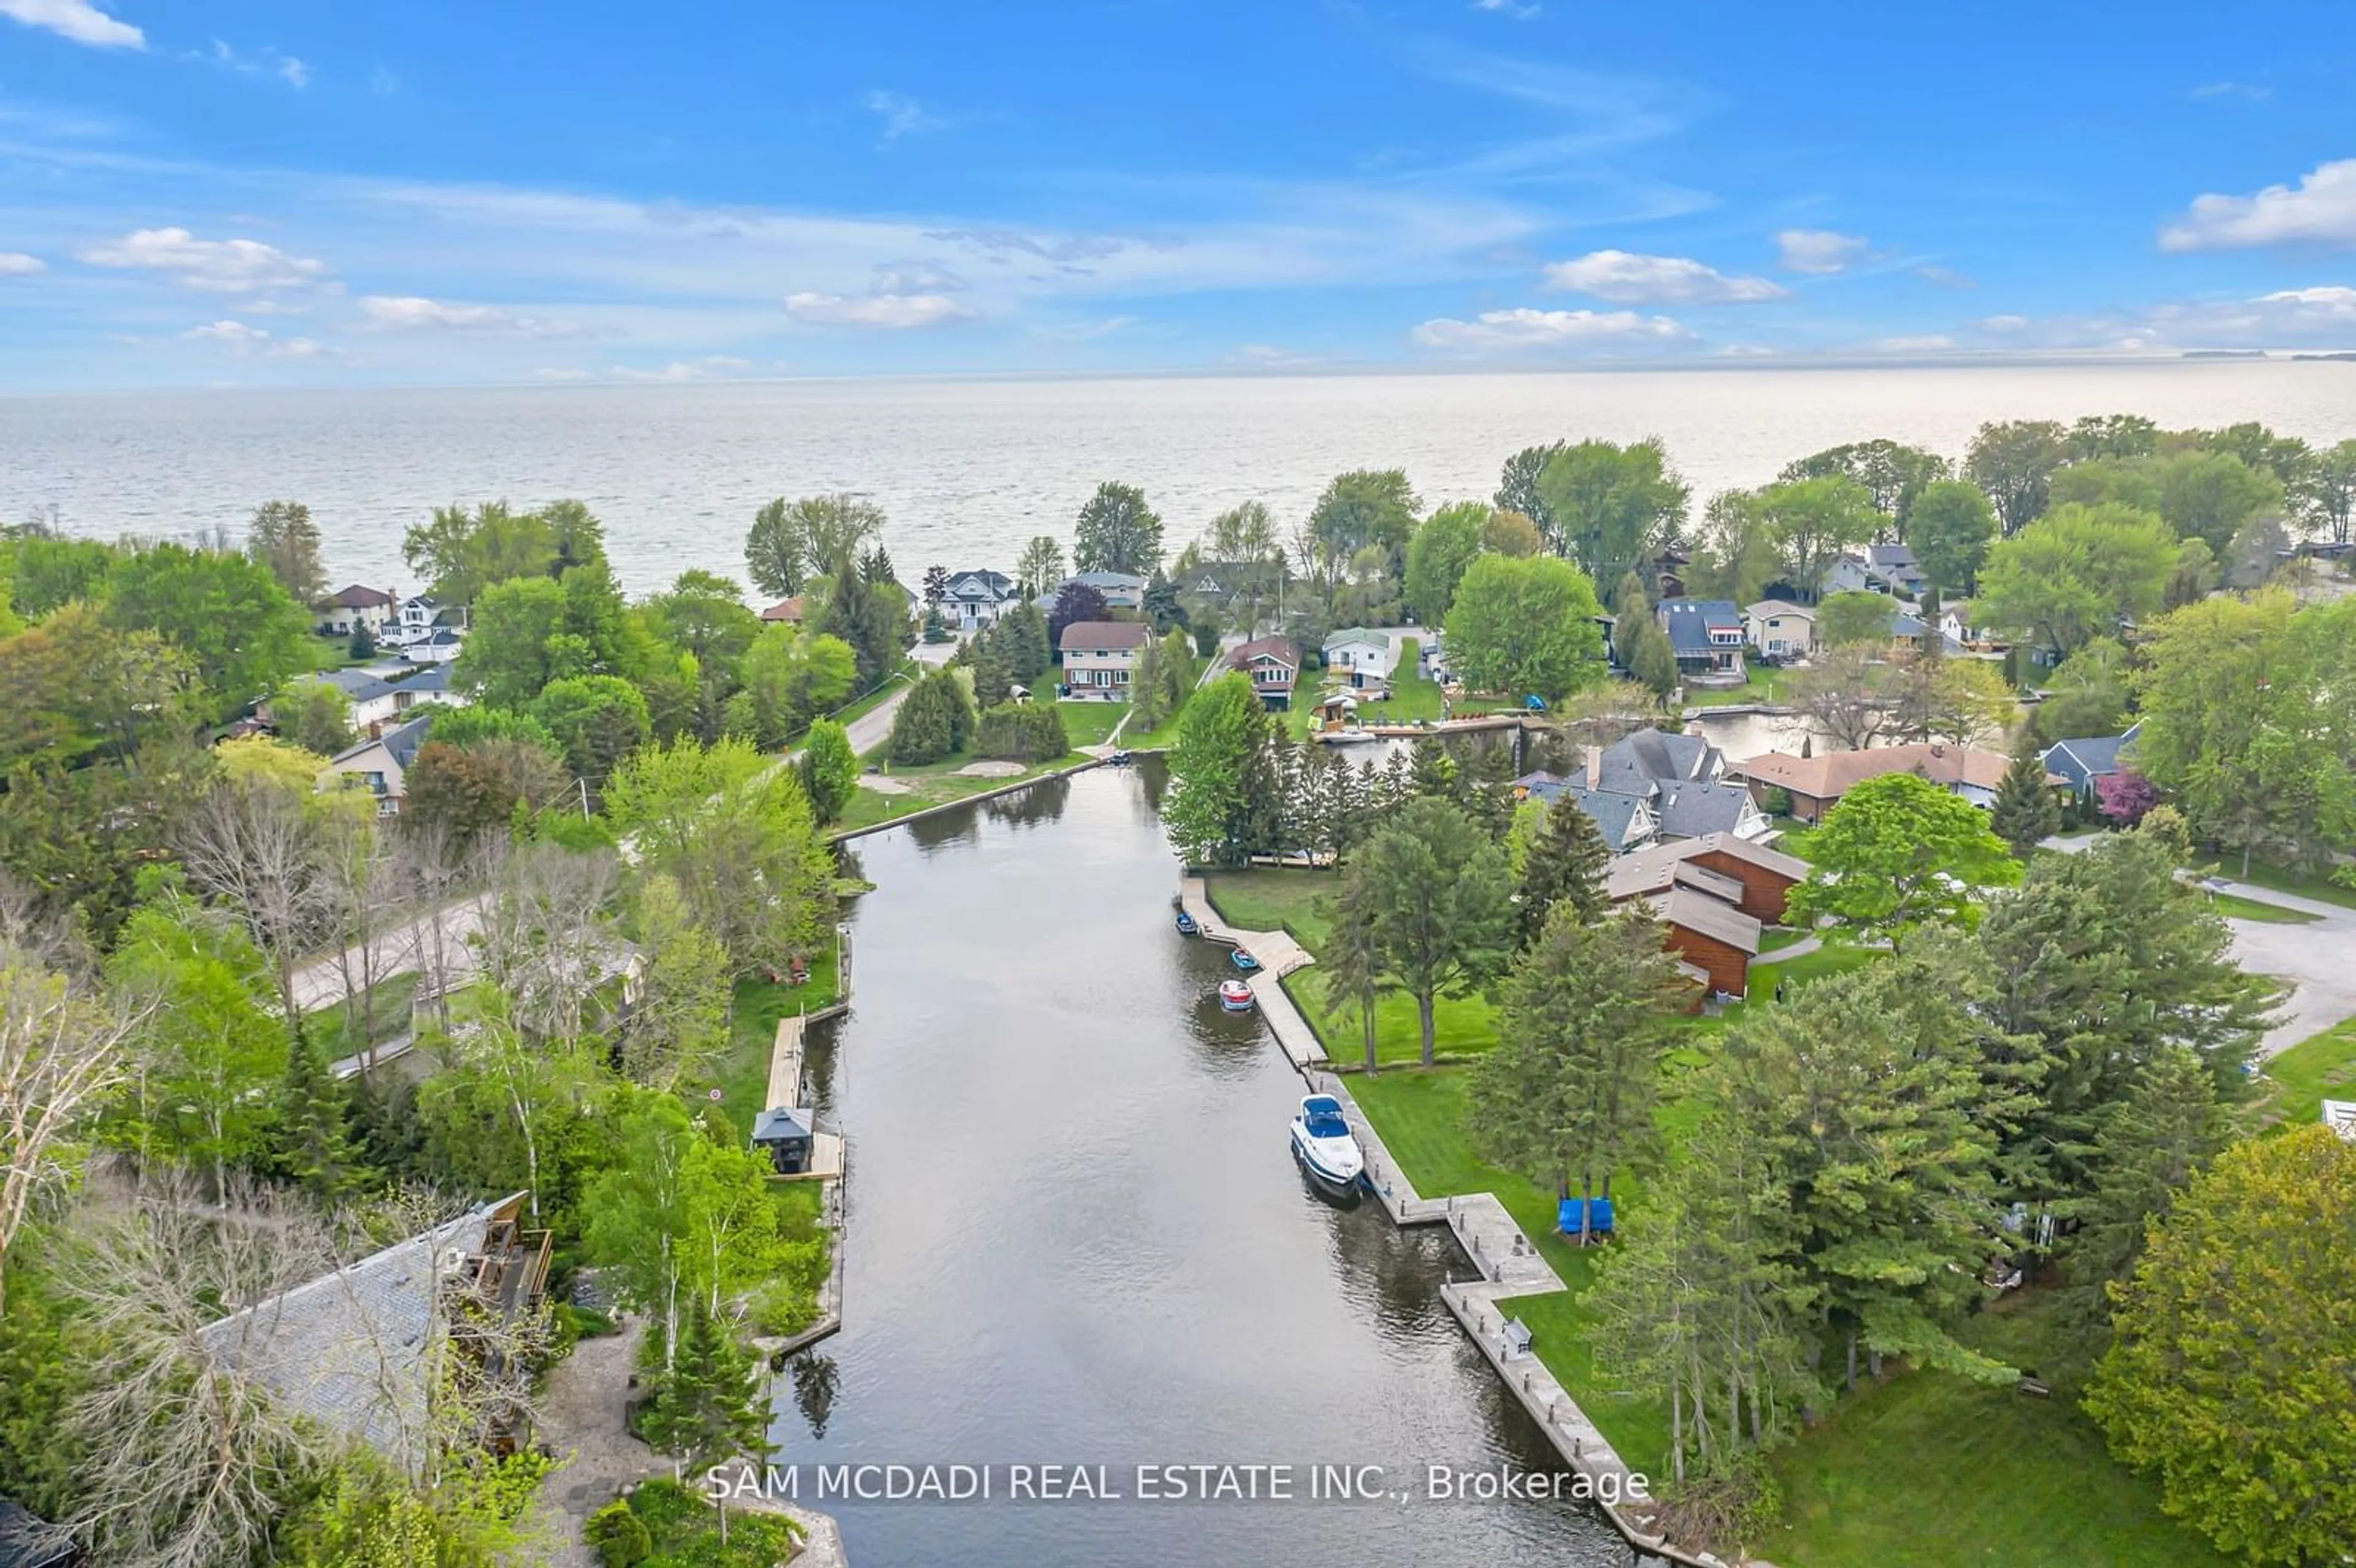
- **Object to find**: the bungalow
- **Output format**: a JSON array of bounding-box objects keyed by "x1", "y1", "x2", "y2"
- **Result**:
[
  {"x1": 194, "y1": 1193, "x2": 550, "y2": 1471},
  {"x1": 760, "y1": 595, "x2": 807, "y2": 624},
  {"x1": 1227, "y1": 635, "x2": 1302, "y2": 709},
  {"x1": 1059, "y1": 620, "x2": 1149, "y2": 700},
  {"x1": 315, "y1": 584, "x2": 399, "y2": 639},
  {"x1": 1658, "y1": 599, "x2": 1746, "y2": 679},
  {"x1": 941, "y1": 569, "x2": 1019, "y2": 631},
  {"x1": 1037, "y1": 571, "x2": 1145, "y2": 613},
  {"x1": 277, "y1": 667, "x2": 408, "y2": 731},
  {"x1": 2041, "y1": 722, "x2": 2142, "y2": 798},
  {"x1": 1744, "y1": 601, "x2": 1817, "y2": 659},
  {"x1": 321, "y1": 712, "x2": 436, "y2": 816},
  {"x1": 1322, "y1": 628, "x2": 1394, "y2": 689},
  {"x1": 1730, "y1": 740, "x2": 2020, "y2": 823}
]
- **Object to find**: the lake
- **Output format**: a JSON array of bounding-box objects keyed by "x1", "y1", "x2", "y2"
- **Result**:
[
  {"x1": 7, "y1": 361, "x2": 2350, "y2": 598},
  {"x1": 768, "y1": 766, "x2": 1629, "y2": 1566}
]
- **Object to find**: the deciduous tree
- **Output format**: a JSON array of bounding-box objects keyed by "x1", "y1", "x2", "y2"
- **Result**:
[
  {"x1": 746, "y1": 494, "x2": 884, "y2": 599},
  {"x1": 1357, "y1": 797, "x2": 1512, "y2": 1066},
  {"x1": 1161, "y1": 674, "x2": 1273, "y2": 867},
  {"x1": 1014, "y1": 535, "x2": 1065, "y2": 600},
  {"x1": 1536, "y1": 438, "x2": 1687, "y2": 586},
  {"x1": 1441, "y1": 553, "x2": 1606, "y2": 701},
  {"x1": 246, "y1": 499, "x2": 328, "y2": 607},
  {"x1": 1072, "y1": 482, "x2": 1165, "y2": 575},
  {"x1": 797, "y1": 718, "x2": 859, "y2": 824},
  {"x1": 1817, "y1": 589, "x2": 1896, "y2": 647},
  {"x1": 1785, "y1": 772, "x2": 2019, "y2": 948},
  {"x1": 1963, "y1": 418, "x2": 2068, "y2": 534},
  {"x1": 1977, "y1": 502, "x2": 2174, "y2": 656},
  {"x1": 1757, "y1": 475, "x2": 1878, "y2": 600},
  {"x1": 1403, "y1": 501, "x2": 1486, "y2": 626}
]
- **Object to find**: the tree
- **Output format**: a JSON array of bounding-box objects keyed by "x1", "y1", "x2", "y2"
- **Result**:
[
  {"x1": 1817, "y1": 589, "x2": 1896, "y2": 647},
  {"x1": 1627, "y1": 618, "x2": 1679, "y2": 707},
  {"x1": 1890, "y1": 653, "x2": 2014, "y2": 748},
  {"x1": 888, "y1": 668, "x2": 974, "y2": 766},
  {"x1": 276, "y1": 1030, "x2": 363, "y2": 1202},
  {"x1": 1315, "y1": 869, "x2": 1388, "y2": 1073},
  {"x1": 1786, "y1": 644, "x2": 1899, "y2": 751},
  {"x1": 1609, "y1": 571, "x2": 1650, "y2": 666},
  {"x1": 974, "y1": 702, "x2": 1069, "y2": 764},
  {"x1": 1778, "y1": 439, "x2": 1949, "y2": 534},
  {"x1": 2155, "y1": 450, "x2": 2283, "y2": 556},
  {"x1": 1357, "y1": 797, "x2": 1513, "y2": 1066},
  {"x1": 1161, "y1": 674, "x2": 1274, "y2": 867},
  {"x1": 528, "y1": 674, "x2": 651, "y2": 781},
  {"x1": 1309, "y1": 470, "x2": 1419, "y2": 583},
  {"x1": 246, "y1": 499, "x2": 326, "y2": 607},
  {"x1": 401, "y1": 500, "x2": 568, "y2": 605},
  {"x1": 2062, "y1": 1046, "x2": 2225, "y2": 1326},
  {"x1": 1045, "y1": 579, "x2": 1111, "y2": 651},
  {"x1": 625, "y1": 873, "x2": 731, "y2": 1091},
  {"x1": 0, "y1": 947, "x2": 140, "y2": 1320},
  {"x1": 1977, "y1": 502, "x2": 2174, "y2": 657},
  {"x1": 106, "y1": 542, "x2": 312, "y2": 712},
  {"x1": 815, "y1": 550, "x2": 909, "y2": 686},
  {"x1": 1535, "y1": 439, "x2": 1687, "y2": 586},
  {"x1": 1989, "y1": 734, "x2": 2061, "y2": 858},
  {"x1": 921, "y1": 563, "x2": 950, "y2": 607},
  {"x1": 746, "y1": 494, "x2": 884, "y2": 599},
  {"x1": 1495, "y1": 442, "x2": 1566, "y2": 543},
  {"x1": 1441, "y1": 554, "x2": 1606, "y2": 701},
  {"x1": 1517, "y1": 794, "x2": 1609, "y2": 944},
  {"x1": 1072, "y1": 482, "x2": 1164, "y2": 575},
  {"x1": 274, "y1": 679, "x2": 355, "y2": 756},
  {"x1": 1683, "y1": 488, "x2": 1780, "y2": 607},
  {"x1": 2037, "y1": 636, "x2": 2134, "y2": 739},
  {"x1": 2094, "y1": 769, "x2": 2158, "y2": 828},
  {"x1": 2290, "y1": 436, "x2": 2356, "y2": 542},
  {"x1": 2065, "y1": 413, "x2": 2162, "y2": 461},
  {"x1": 798, "y1": 718, "x2": 859, "y2": 824},
  {"x1": 175, "y1": 773, "x2": 336, "y2": 1028},
  {"x1": 1469, "y1": 909, "x2": 1684, "y2": 1241},
  {"x1": 1482, "y1": 507, "x2": 1543, "y2": 556},
  {"x1": 647, "y1": 569, "x2": 761, "y2": 672},
  {"x1": 402, "y1": 736, "x2": 566, "y2": 843},
  {"x1": 640, "y1": 1294, "x2": 768, "y2": 1488},
  {"x1": 457, "y1": 575, "x2": 577, "y2": 710},
  {"x1": 2082, "y1": 1126, "x2": 2356, "y2": 1566},
  {"x1": 1403, "y1": 501, "x2": 1486, "y2": 626},
  {"x1": 1014, "y1": 535, "x2": 1066, "y2": 600},
  {"x1": 1785, "y1": 772, "x2": 2019, "y2": 948},
  {"x1": 1758, "y1": 475, "x2": 1878, "y2": 599},
  {"x1": 1963, "y1": 418, "x2": 2068, "y2": 534}
]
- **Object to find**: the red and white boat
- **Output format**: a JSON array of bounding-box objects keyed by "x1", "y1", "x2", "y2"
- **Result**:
[{"x1": 1217, "y1": 978, "x2": 1255, "y2": 1012}]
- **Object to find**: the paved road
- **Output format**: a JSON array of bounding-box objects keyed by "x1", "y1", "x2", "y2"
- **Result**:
[
  {"x1": 2039, "y1": 835, "x2": 2354, "y2": 1059},
  {"x1": 813, "y1": 638, "x2": 960, "y2": 761},
  {"x1": 288, "y1": 893, "x2": 488, "y2": 1015}
]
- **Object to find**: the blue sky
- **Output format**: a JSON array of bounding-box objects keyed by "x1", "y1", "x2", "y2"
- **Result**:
[{"x1": 2, "y1": 0, "x2": 2354, "y2": 388}]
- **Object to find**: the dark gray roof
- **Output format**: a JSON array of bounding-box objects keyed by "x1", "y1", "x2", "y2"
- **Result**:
[
  {"x1": 945, "y1": 570, "x2": 1014, "y2": 599},
  {"x1": 397, "y1": 664, "x2": 453, "y2": 694},
  {"x1": 752, "y1": 1107, "x2": 814, "y2": 1143},
  {"x1": 305, "y1": 668, "x2": 401, "y2": 703},
  {"x1": 1890, "y1": 612, "x2": 1968, "y2": 656},
  {"x1": 1653, "y1": 778, "x2": 1757, "y2": 839},
  {"x1": 2042, "y1": 721, "x2": 2141, "y2": 786},
  {"x1": 380, "y1": 712, "x2": 436, "y2": 770},
  {"x1": 1562, "y1": 782, "x2": 1655, "y2": 851},
  {"x1": 1659, "y1": 599, "x2": 1741, "y2": 655},
  {"x1": 1596, "y1": 727, "x2": 1720, "y2": 794}
]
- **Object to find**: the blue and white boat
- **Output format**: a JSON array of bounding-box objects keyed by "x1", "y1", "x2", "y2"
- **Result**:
[
  {"x1": 1231, "y1": 948, "x2": 1261, "y2": 972},
  {"x1": 1290, "y1": 1094, "x2": 1365, "y2": 1192},
  {"x1": 1176, "y1": 909, "x2": 1200, "y2": 936}
]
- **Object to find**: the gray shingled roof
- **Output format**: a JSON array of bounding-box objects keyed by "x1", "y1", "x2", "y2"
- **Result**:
[
  {"x1": 1563, "y1": 782, "x2": 1655, "y2": 851},
  {"x1": 1654, "y1": 778, "x2": 1755, "y2": 839},
  {"x1": 1659, "y1": 599, "x2": 1741, "y2": 655},
  {"x1": 1596, "y1": 727, "x2": 1719, "y2": 794},
  {"x1": 2042, "y1": 722, "x2": 2141, "y2": 786}
]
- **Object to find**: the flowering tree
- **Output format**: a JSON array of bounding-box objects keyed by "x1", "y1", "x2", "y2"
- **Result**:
[{"x1": 2096, "y1": 769, "x2": 2159, "y2": 828}]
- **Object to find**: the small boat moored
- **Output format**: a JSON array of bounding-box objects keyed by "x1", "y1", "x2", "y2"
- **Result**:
[
  {"x1": 1217, "y1": 978, "x2": 1255, "y2": 1011},
  {"x1": 1290, "y1": 1094, "x2": 1366, "y2": 1192},
  {"x1": 1230, "y1": 948, "x2": 1261, "y2": 972},
  {"x1": 1176, "y1": 909, "x2": 1201, "y2": 936}
]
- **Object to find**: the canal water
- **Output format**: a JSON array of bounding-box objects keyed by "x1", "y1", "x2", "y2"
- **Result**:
[{"x1": 773, "y1": 765, "x2": 1630, "y2": 1566}]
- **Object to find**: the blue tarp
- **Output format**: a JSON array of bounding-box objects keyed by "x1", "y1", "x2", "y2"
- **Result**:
[{"x1": 1558, "y1": 1196, "x2": 1615, "y2": 1237}]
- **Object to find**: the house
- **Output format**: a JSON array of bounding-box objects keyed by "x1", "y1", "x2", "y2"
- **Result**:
[
  {"x1": 760, "y1": 595, "x2": 807, "y2": 624},
  {"x1": 1180, "y1": 559, "x2": 1284, "y2": 617},
  {"x1": 1890, "y1": 610, "x2": 1970, "y2": 658},
  {"x1": 2323, "y1": 1099, "x2": 2356, "y2": 1142},
  {"x1": 1322, "y1": 628, "x2": 1394, "y2": 689},
  {"x1": 1730, "y1": 741, "x2": 2023, "y2": 823},
  {"x1": 277, "y1": 667, "x2": 408, "y2": 731},
  {"x1": 315, "y1": 584, "x2": 399, "y2": 639},
  {"x1": 1936, "y1": 599, "x2": 1981, "y2": 647},
  {"x1": 1519, "y1": 772, "x2": 1660, "y2": 853},
  {"x1": 402, "y1": 628, "x2": 464, "y2": 665},
  {"x1": 1605, "y1": 832, "x2": 1809, "y2": 924},
  {"x1": 1658, "y1": 599, "x2": 1746, "y2": 680},
  {"x1": 1519, "y1": 728, "x2": 1771, "y2": 851},
  {"x1": 321, "y1": 712, "x2": 437, "y2": 816},
  {"x1": 391, "y1": 594, "x2": 466, "y2": 648},
  {"x1": 1227, "y1": 636, "x2": 1301, "y2": 709},
  {"x1": 0, "y1": 1498, "x2": 74, "y2": 1568},
  {"x1": 1745, "y1": 601, "x2": 1817, "y2": 659},
  {"x1": 390, "y1": 663, "x2": 470, "y2": 716},
  {"x1": 941, "y1": 569, "x2": 1019, "y2": 631},
  {"x1": 1039, "y1": 571, "x2": 1146, "y2": 613},
  {"x1": 2041, "y1": 722, "x2": 2142, "y2": 798},
  {"x1": 194, "y1": 1193, "x2": 549, "y2": 1470},
  {"x1": 1059, "y1": 620, "x2": 1149, "y2": 700},
  {"x1": 1824, "y1": 545, "x2": 1928, "y2": 599}
]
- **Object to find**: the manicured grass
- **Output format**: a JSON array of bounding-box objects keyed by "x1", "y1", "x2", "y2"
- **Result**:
[
  {"x1": 2199, "y1": 889, "x2": 2321, "y2": 924},
  {"x1": 2187, "y1": 854, "x2": 2356, "y2": 911},
  {"x1": 1677, "y1": 664, "x2": 1788, "y2": 710},
  {"x1": 706, "y1": 962, "x2": 841, "y2": 1132},
  {"x1": 1055, "y1": 700, "x2": 1130, "y2": 749},
  {"x1": 1768, "y1": 1291, "x2": 2230, "y2": 1568},
  {"x1": 2243, "y1": 1013, "x2": 2356, "y2": 1136},
  {"x1": 1758, "y1": 926, "x2": 1811, "y2": 953},
  {"x1": 834, "y1": 736, "x2": 1094, "y2": 834},
  {"x1": 302, "y1": 970, "x2": 422, "y2": 1062}
]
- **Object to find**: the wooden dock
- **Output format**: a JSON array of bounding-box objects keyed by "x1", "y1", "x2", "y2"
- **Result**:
[
  {"x1": 767, "y1": 1015, "x2": 807, "y2": 1111},
  {"x1": 1178, "y1": 876, "x2": 1326, "y2": 1069}
]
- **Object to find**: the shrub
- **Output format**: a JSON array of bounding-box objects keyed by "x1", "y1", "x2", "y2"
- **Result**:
[
  {"x1": 888, "y1": 669, "x2": 974, "y2": 766},
  {"x1": 974, "y1": 702, "x2": 1069, "y2": 764},
  {"x1": 587, "y1": 1499, "x2": 652, "y2": 1567}
]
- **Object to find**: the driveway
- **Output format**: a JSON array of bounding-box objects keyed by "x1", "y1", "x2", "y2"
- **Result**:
[{"x1": 817, "y1": 637, "x2": 960, "y2": 761}]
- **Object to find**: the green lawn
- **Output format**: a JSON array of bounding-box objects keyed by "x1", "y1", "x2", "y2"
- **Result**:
[
  {"x1": 706, "y1": 961, "x2": 841, "y2": 1131},
  {"x1": 2199, "y1": 889, "x2": 2321, "y2": 925},
  {"x1": 2187, "y1": 853, "x2": 2356, "y2": 911},
  {"x1": 1678, "y1": 664, "x2": 1788, "y2": 710},
  {"x1": 1056, "y1": 699, "x2": 1130, "y2": 749},
  {"x1": 302, "y1": 970, "x2": 422, "y2": 1062},
  {"x1": 834, "y1": 735, "x2": 1094, "y2": 834},
  {"x1": 1768, "y1": 1291, "x2": 2230, "y2": 1568},
  {"x1": 2243, "y1": 1013, "x2": 2356, "y2": 1136}
]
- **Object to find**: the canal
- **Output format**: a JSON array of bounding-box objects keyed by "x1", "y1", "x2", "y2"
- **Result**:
[{"x1": 773, "y1": 764, "x2": 1630, "y2": 1566}]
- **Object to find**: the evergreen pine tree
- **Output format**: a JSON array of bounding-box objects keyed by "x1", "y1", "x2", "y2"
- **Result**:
[
  {"x1": 280, "y1": 1033, "x2": 366, "y2": 1201},
  {"x1": 641, "y1": 1297, "x2": 769, "y2": 1493},
  {"x1": 1517, "y1": 796, "x2": 1612, "y2": 945},
  {"x1": 1990, "y1": 734, "x2": 2062, "y2": 858},
  {"x1": 2063, "y1": 1045, "x2": 2227, "y2": 1330},
  {"x1": 1408, "y1": 736, "x2": 1460, "y2": 801}
]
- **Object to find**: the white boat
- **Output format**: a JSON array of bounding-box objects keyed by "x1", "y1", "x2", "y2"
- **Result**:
[
  {"x1": 1290, "y1": 1094, "x2": 1365, "y2": 1192},
  {"x1": 1218, "y1": 978, "x2": 1255, "y2": 1011}
]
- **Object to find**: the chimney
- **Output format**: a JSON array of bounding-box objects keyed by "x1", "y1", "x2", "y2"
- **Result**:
[{"x1": 1584, "y1": 745, "x2": 1603, "y2": 790}]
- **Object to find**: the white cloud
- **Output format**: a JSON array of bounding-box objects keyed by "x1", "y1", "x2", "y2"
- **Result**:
[
  {"x1": 1715, "y1": 344, "x2": 1774, "y2": 358},
  {"x1": 204, "y1": 38, "x2": 310, "y2": 88},
  {"x1": 1412, "y1": 306, "x2": 1693, "y2": 350},
  {"x1": 1914, "y1": 265, "x2": 1976, "y2": 289},
  {"x1": 1472, "y1": 0, "x2": 1542, "y2": 15},
  {"x1": 359, "y1": 294, "x2": 586, "y2": 337},
  {"x1": 535, "y1": 367, "x2": 590, "y2": 381},
  {"x1": 607, "y1": 356, "x2": 753, "y2": 382},
  {"x1": 182, "y1": 320, "x2": 331, "y2": 359},
  {"x1": 0, "y1": 0, "x2": 142, "y2": 49},
  {"x1": 865, "y1": 90, "x2": 945, "y2": 144},
  {"x1": 1233, "y1": 343, "x2": 1319, "y2": 367},
  {"x1": 81, "y1": 227, "x2": 331, "y2": 293},
  {"x1": 2190, "y1": 81, "x2": 2269, "y2": 102},
  {"x1": 2162, "y1": 158, "x2": 2356, "y2": 250},
  {"x1": 2255, "y1": 285, "x2": 2356, "y2": 316},
  {"x1": 1979, "y1": 313, "x2": 2030, "y2": 331},
  {"x1": 783, "y1": 289, "x2": 979, "y2": 328},
  {"x1": 1774, "y1": 228, "x2": 1868, "y2": 274},
  {"x1": 280, "y1": 56, "x2": 310, "y2": 88},
  {"x1": 1875, "y1": 334, "x2": 1956, "y2": 352},
  {"x1": 0, "y1": 252, "x2": 46, "y2": 275},
  {"x1": 1543, "y1": 248, "x2": 1785, "y2": 304}
]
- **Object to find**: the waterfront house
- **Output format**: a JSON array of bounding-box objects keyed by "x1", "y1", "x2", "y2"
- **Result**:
[
  {"x1": 315, "y1": 584, "x2": 399, "y2": 639},
  {"x1": 1605, "y1": 832, "x2": 1809, "y2": 924},
  {"x1": 1823, "y1": 545, "x2": 1928, "y2": 599},
  {"x1": 1657, "y1": 599, "x2": 1746, "y2": 680},
  {"x1": 321, "y1": 712, "x2": 436, "y2": 816},
  {"x1": 390, "y1": 663, "x2": 469, "y2": 715},
  {"x1": 392, "y1": 594, "x2": 467, "y2": 648},
  {"x1": 275, "y1": 668, "x2": 409, "y2": 732},
  {"x1": 1517, "y1": 773, "x2": 1660, "y2": 853},
  {"x1": 1059, "y1": 620, "x2": 1149, "y2": 700},
  {"x1": 941, "y1": 569, "x2": 1019, "y2": 631},
  {"x1": 1889, "y1": 609, "x2": 1969, "y2": 658},
  {"x1": 1611, "y1": 870, "x2": 1763, "y2": 998},
  {"x1": 2041, "y1": 722, "x2": 2142, "y2": 799},
  {"x1": 1744, "y1": 600, "x2": 1817, "y2": 659},
  {"x1": 1322, "y1": 628, "x2": 1393, "y2": 689},
  {"x1": 1038, "y1": 571, "x2": 1146, "y2": 613},
  {"x1": 1518, "y1": 729, "x2": 1769, "y2": 851},
  {"x1": 1226, "y1": 635, "x2": 1302, "y2": 709},
  {"x1": 403, "y1": 628, "x2": 464, "y2": 665},
  {"x1": 193, "y1": 1193, "x2": 550, "y2": 1472},
  {"x1": 1937, "y1": 599, "x2": 1983, "y2": 647},
  {"x1": 760, "y1": 595, "x2": 807, "y2": 624},
  {"x1": 1730, "y1": 741, "x2": 2021, "y2": 823}
]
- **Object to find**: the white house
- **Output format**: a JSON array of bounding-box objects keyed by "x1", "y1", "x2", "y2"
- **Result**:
[
  {"x1": 941, "y1": 569, "x2": 1019, "y2": 631},
  {"x1": 393, "y1": 595, "x2": 468, "y2": 649},
  {"x1": 1744, "y1": 601, "x2": 1817, "y2": 659},
  {"x1": 404, "y1": 629, "x2": 464, "y2": 665},
  {"x1": 1038, "y1": 572, "x2": 1145, "y2": 613},
  {"x1": 278, "y1": 669, "x2": 406, "y2": 731},
  {"x1": 315, "y1": 585, "x2": 399, "y2": 639},
  {"x1": 1321, "y1": 628, "x2": 1394, "y2": 688},
  {"x1": 1059, "y1": 620, "x2": 1148, "y2": 701},
  {"x1": 320, "y1": 712, "x2": 437, "y2": 817}
]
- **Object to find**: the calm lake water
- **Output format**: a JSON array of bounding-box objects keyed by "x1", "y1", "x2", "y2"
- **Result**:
[
  {"x1": 771, "y1": 766, "x2": 1627, "y2": 1567},
  {"x1": 7, "y1": 362, "x2": 2352, "y2": 597}
]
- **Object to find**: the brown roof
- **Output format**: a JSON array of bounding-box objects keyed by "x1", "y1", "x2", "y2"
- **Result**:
[
  {"x1": 1606, "y1": 832, "x2": 1809, "y2": 902},
  {"x1": 1609, "y1": 856, "x2": 1746, "y2": 906},
  {"x1": 1647, "y1": 886, "x2": 1762, "y2": 954},
  {"x1": 1730, "y1": 742, "x2": 2013, "y2": 800},
  {"x1": 760, "y1": 596, "x2": 806, "y2": 623},
  {"x1": 1059, "y1": 620, "x2": 1149, "y2": 652},
  {"x1": 1228, "y1": 635, "x2": 1300, "y2": 671},
  {"x1": 323, "y1": 584, "x2": 396, "y2": 609}
]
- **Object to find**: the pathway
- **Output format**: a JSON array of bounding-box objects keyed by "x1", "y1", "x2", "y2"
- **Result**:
[{"x1": 1177, "y1": 876, "x2": 1326, "y2": 1068}]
